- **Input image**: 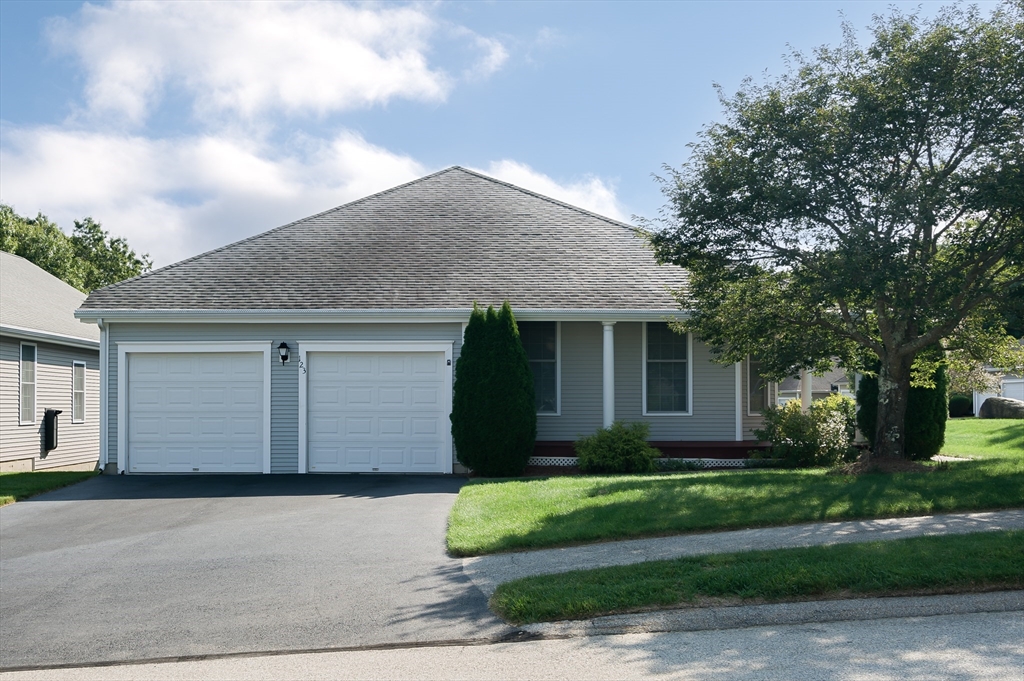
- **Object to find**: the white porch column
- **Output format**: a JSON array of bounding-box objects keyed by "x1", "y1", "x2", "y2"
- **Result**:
[
  {"x1": 735, "y1": 361, "x2": 743, "y2": 441},
  {"x1": 602, "y1": 322, "x2": 616, "y2": 427},
  {"x1": 801, "y1": 369, "x2": 813, "y2": 413}
]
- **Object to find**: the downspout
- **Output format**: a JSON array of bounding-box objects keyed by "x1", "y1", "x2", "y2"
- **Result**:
[{"x1": 97, "y1": 318, "x2": 110, "y2": 473}]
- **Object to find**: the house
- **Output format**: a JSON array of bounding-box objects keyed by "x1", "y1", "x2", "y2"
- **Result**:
[
  {"x1": 776, "y1": 367, "x2": 856, "y2": 406},
  {"x1": 76, "y1": 167, "x2": 770, "y2": 475},
  {"x1": 974, "y1": 372, "x2": 1024, "y2": 415},
  {"x1": 1, "y1": 251, "x2": 100, "y2": 471}
]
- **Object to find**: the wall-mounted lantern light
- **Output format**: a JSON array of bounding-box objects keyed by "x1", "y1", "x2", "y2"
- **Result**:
[{"x1": 278, "y1": 342, "x2": 290, "y2": 364}]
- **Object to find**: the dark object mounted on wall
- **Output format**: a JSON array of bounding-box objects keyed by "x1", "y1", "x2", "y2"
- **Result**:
[{"x1": 44, "y1": 409, "x2": 62, "y2": 452}]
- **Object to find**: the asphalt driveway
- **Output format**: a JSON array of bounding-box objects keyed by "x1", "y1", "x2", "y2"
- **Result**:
[{"x1": 0, "y1": 475, "x2": 510, "y2": 669}]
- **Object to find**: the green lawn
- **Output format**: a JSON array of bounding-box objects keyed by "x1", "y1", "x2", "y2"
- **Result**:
[
  {"x1": 491, "y1": 530, "x2": 1024, "y2": 624},
  {"x1": 447, "y1": 419, "x2": 1024, "y2": 556},
  {"x1": 0, "y1": 470, "x2": 99, "y2": 506}
]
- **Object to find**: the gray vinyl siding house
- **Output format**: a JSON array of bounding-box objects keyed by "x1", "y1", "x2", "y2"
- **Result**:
[
  {"x1": 1, "y1": 252, "x2": 101, "y2": 472},
  {"x1": 78, "y1": 167, "x2": 767, "y2": 475}
]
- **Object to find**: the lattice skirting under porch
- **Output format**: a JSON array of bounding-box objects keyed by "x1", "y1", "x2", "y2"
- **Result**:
[{"x1": 527, "y1": 456, "x2": 748, "y2": 468}]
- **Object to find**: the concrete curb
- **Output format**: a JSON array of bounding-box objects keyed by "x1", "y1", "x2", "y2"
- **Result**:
[
  {"x1": 520, "y1": 591, "x2": 1024, "y2": 638},
  {"x1": 463, "y1": 510, "x2": 1024, "y2": 597}
]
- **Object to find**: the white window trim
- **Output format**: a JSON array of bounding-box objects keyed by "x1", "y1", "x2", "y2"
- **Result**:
[
  {"x1": 116, "y1": 342, "x2": 273, "y2": 475},
  {"x1": 19, "y1": 342, "x2": 37, "y2": 425},
  {"x1": 747, "y1": 357, "x2": 772, "y2": 417},
  {"x1": 524, "y1": 321, "x2": 561, "y2": 417},
  {"x1": 297, "y1": 341, "x2": 455, "y2": 475},
  {"x1": 72, "y1": 361, "x2": 87, "y2": 424},
  {"x1": 641, "y1": 322, "x2": 693, "y2": 417}
]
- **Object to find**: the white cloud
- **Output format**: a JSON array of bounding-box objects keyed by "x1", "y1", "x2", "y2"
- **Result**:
[
  {"x1": 46, "y1": 1, "x2": 506, "y2": 126},
  {"x1": 0, "y1": 125, "x2": 425, "y2": 266},
  {"x1": 478, "y1": 160, "x2": 628, "y2": 222}
]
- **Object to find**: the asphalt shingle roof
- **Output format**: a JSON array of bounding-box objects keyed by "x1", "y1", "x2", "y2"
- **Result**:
[
  {"x1": 0, "y1": 251, "x2": 99, "y2": 341},
  {"x1": 81, "y1": 167, "x2": 687, "y2": 312}
]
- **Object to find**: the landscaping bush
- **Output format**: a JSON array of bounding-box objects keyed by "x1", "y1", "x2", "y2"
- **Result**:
[
  {"x1": 575, "y1": 422, "x2": 659, "y2": 474},
  {"x1": 857, "y1": 359, "x2": 948, "y2": 460},
  {"x1": 949, "y1": 394, "x2": 974, "y2": 418},
  {"x1": 754, "y1": 396, "x2": 857, "y2": 468},
  {"x1": 451, "y1": 301, "x2": 537, "y2": 477}
]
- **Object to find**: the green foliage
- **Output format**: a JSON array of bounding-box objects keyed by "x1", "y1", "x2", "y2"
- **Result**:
[
  {"x1": 0, "y1": 470, "x2": 99, "y2": 506},
  {"x1": 0, "y1": 204, "x2": 151, "y2": 292},
  {"x1": 858, "y1": 362, "x2": 949, "y2": 460},
  {"x1": 948, "y1": 394, "x2": 973, "y2": 418},
  {"x1": 450, "y1": 302, "x2": 536, "y2": 477},
  {"x1": 644, "y1": 3, "x2": 1024, "y2": 459},
  {"x1": 754, "y1": 396, "x2": 857, "y2": 468},
  {"x1": 575, "y1": 422, "x2": 659, "y2": 474}
]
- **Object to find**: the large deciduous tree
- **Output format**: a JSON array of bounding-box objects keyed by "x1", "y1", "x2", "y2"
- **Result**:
[
  {"x1": 646, "y1": 2, "x2": 1024, "y2": 460},
  {"x1": 0, "y1": 205, "x2": 152, "y2": 292}
]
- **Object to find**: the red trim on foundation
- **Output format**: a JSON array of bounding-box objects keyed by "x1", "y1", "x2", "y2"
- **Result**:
[{"x1": 532, "y1": 440, "x2": 769, "y2": 459}]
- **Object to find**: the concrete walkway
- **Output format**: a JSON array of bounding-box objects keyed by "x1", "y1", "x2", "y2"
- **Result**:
[{"x1": 463, "y1": 510, "x2": 1024, "y2": 597}]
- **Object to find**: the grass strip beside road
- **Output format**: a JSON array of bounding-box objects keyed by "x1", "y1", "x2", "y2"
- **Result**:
[
  {"x1": 0, "y1": 470, "x2": 99, "y2": 506},
  {"x1": 448, "y1": 420, "x2": 1024, "y2": 557},
  {"x1": 491, "y1": 530, "x2": 1024, "y2": 625}
]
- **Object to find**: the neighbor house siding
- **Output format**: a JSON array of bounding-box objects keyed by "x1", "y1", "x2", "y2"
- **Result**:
[
  {"x1": 105, "y1": 322, "x2": 463, "y2": 470},
  {"x1": 614, "y1": 322, "x2": 736, "y2": 440},
  {"x1": 0, "y1": 335, "x2": 100, "y2": 470}
]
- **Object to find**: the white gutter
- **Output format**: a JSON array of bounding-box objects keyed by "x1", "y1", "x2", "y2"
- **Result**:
[
  {"x1": 75, "y1": 308, "x2": 693, "y2": 323},
  {"x1": 0, "y1": 324, "x2": 100, "y2": 350}
]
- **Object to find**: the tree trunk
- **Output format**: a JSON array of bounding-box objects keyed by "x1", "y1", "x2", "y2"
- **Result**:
[{"x1": 873, "y1": 354, "x2": 913, "y2": 459}]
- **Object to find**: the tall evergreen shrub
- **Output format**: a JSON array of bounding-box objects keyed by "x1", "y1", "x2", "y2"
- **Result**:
[
  {"x1": 856, "y1": 359, "x2": 948, "y2": 460},
  {"x1": 450, "y1": 301, "x2": 537, "y2": 477}
]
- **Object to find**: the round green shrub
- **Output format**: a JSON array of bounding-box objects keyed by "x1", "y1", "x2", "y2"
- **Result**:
[
  {"x1": 575, "y1": 422, "x2": 659, "y2": 474},
  {"x1": 754, "y1": 396, "x2": 856, "y2": 468},
  {"x1": 949, "y1": 393, "x2": 973, "y2": 418}
]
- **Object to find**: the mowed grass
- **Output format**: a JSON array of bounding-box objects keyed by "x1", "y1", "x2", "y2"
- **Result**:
[
  {"x1": 447, "y1": 419, "x2": 1024, "y2": 557},
  {"x1": 0, "y1": 470, "x2": 99, "y2": 506},
  {"x1": 491, "y1": 530, "x2": 1024, "y2": 624}
]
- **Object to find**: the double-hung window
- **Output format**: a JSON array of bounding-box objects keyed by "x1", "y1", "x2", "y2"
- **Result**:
[
  {"x1": 72, "y1": 361, "x2": 87, "y2": 423},
  {"x1": 519, "y1": 321, "x2": 559, "y2": 414},
  {"x1": 748, "y1": 358, "x2": 769, "y2": 415},
  {"x1": 644, "y1": 322, "x2": 690, "y2": 414},
  {"x1": 20, "y1": 343, "x2": 36, "y2": 424}
]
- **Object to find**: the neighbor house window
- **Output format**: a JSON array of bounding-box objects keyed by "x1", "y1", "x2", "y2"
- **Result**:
[
  {"x1": 748, "y1": 358, "x2": 769, "y2": 415},
  {"x1": 72, "y1": 361, "x2": 86, "y2": 423},
  {"x1": 20, "y1": 343, "x2": 36, "y2": 424},
  {"x1": 519, "y1": 321, "x2": 559, "y2": 414},
  {"x1": 644, "y1": 322, "x2": 690, "y2": 414}
]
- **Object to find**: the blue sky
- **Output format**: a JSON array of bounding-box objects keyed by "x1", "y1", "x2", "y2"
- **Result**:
[{"x1": 0, "y1": 1, "x2": 992, "y2": 267}]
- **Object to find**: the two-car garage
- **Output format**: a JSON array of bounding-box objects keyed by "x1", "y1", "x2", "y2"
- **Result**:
[{"x1": 120, "y1": 342, "x2": 453, "y2": 475}]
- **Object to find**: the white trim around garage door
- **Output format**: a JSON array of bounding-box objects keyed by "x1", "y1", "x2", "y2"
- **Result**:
[
  {"x1": 297, "y1": 341, "x2": 454, "y2": 474},
  {"x1": 116, "y1": 342, "x2": 273, "y2": 474}
]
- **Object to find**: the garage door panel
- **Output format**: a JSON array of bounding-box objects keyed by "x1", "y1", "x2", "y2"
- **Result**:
[
  {"x1": 308, "y1": 350, "x2": 448, "y2": 473},
  {"x1": 127, "y1": 351, "x2": 264, "y2": 473}
]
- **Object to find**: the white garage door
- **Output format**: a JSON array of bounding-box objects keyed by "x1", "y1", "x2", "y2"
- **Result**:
[
  {"x1": 127, "y1": 352, "x2": 265, "y2": 473},
  {"x1": 1004, "y1": 380, "x2": 1024, "y2": 402},
  {"x1": 307, "y1": 351, "x2": 448, "y2": 473}
]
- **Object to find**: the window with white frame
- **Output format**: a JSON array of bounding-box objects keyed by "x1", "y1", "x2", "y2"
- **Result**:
[
  {"x1": 20, "y1": 343, "x2": 36, "y2": 424},
  {"x1": 519, "y1": 321, "x2": 558, "y2": 414},
  {"x1": 72, "y1": 361, "x2": 86, "y2": 423},
  {"x1": 645, "y1": 322, "x2": 689, "y2": 413},
  {"x1": 748, "y1": 358, "x2": 770, "y2": 415}
]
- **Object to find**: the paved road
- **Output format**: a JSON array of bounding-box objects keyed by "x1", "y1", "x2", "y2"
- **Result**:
[
  {"x1": 2, "y1": 610, "x2": 1020, "y2": 680},
  {"x1": 0, "y1": 475, "x2": 509, "y2": 669}
]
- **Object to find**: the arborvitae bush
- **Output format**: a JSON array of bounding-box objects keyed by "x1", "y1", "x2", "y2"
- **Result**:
[
  {"x1": 450, "y1": 301, "x2": 536, "y2": 477},
  {"x1": 948, "y1": 394, "x2": 973, "y2": 418},
  {"x1": 857, "y1": 358, "x2": 948, "y2": 460},
  {"x1": 575, "y1": 421, "x2": 659, "y2": 474}
]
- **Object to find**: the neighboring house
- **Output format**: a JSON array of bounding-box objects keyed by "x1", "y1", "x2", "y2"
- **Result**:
[
  {"x1": 77, "y1": 167, "x2": 770, "y2": 475},
  {"x1": 974, "y1": 372, "x2": 1024, "y2": 415},
  {"x1": 776, "y1": 368, "x2": 856, "y2": 406},
  {"x1": 1, "y1": 251, "x2": 100, "y2": 471}
]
